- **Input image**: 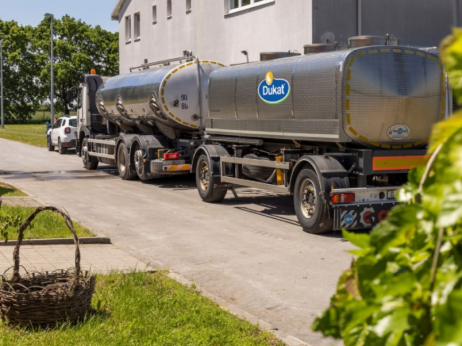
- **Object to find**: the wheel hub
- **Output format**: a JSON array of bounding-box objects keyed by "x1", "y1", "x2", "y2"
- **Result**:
[
  {"x1": 82, "y1": 144, "x2": 88, "y2": 165},
  {"x1": 199, "y1": 161, "x2": 209, "y2": 191},
  {"x1": 119, "y1": 150, "x2": 126, "y2": 173},
  {"x1": 134, "y1": 150, "x2": 143, "y2": 176},
  {"x1": 300, "y1": 179, "x2": 317, "y2": 219}
]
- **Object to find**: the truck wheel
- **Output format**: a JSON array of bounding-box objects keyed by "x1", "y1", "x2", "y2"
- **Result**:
[
  {"x1": 58, "y1": 139, "x2": 67, "y2": 155},
  {"x1": 294, "y1": 169, "x2": 332, "y2": 234},
  {"x1": 134, "y1": 149, "x2": 152, "y2": 181},
  {"x1": 47, "y1": 136, "x2": 55, "y2": 152},
  {"x1": 196, "y1": 155, "x2": 227, "y2": 203},
  {"x1": 82, "y1": 138, "x2": 98, "y2": 170},
  {"x1": 117, "y1": 143, "x2": 136, "y2": 180}
]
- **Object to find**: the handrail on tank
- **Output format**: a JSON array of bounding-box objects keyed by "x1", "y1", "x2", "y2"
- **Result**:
[
  {"x1": 196, "y1": 56, "x2": 203, "y2": 131},
  {"x1": 129, "y1": 50, "x2": 196, "y2": 72}
]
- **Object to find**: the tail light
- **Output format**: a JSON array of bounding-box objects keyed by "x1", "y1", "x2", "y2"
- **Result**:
[
  {"x1": 64, "y1": 127, "x2": 71, "y2": 134},
  {"x1": 331, "y1": 193, "x2": 356, "y2": 204},
  {"x1": 164, "y1": 153, "x2": 179, "y2": 160}
]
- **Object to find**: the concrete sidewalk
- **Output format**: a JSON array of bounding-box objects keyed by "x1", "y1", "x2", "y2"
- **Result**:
[
  {"x1": 0, "y1": 244, "x2": 150, "y2": 274},
  {"x1": 1, "y1": 196, "x2": 42, "y2": 208}
]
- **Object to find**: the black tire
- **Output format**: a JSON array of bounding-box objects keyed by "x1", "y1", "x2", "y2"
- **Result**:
[
  {"x1": 133, "y1": 147, "x2": 157, "y2": 181},
  {"x1": 47, "y1": 136, "x2": 55, "y2": 151},
  {"x1": 293, "y1": 169, "x2": 332, "y2": 234},
  {"x1": 196, "y1": 154, "x2": 227, "y2": 203},
  {"x1": 117, "y1": 143, "x2": 136, "y2": 180},
  {"x1": 82, "y1": 138, "x2": 99, "y2": 170},
  {"x1": 58, "y1": 139, "x2": 67, "y2": 155}
]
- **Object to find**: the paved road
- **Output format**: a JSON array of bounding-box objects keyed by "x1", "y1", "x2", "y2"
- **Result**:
[{"x1": 0, "y1": 138, "x2": 353, "y2": 345}]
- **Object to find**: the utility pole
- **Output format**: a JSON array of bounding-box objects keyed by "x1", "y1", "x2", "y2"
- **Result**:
[{"x1": 45, "y1": 13, "x2": 54, "y2": 125}]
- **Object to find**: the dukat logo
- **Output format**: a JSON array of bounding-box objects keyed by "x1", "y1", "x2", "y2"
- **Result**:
[{"x1": 258, "y1": 72, "x2": 291, "y2": 105}]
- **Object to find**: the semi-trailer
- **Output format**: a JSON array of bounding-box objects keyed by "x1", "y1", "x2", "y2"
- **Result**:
[{"x1": 72, "y1": 36, "x2": 451, "y2": 234}]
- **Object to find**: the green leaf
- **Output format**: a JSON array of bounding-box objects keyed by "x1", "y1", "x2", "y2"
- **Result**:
[
  {"x1": 435, "y1": 289, "x2": 462, "y2": 345},
  {"x1": 343, "y1": 229, "x2": 371, "y2": 249},
  {"x1": 372, "y1": 307, "x2": 411, "y2": 338}
]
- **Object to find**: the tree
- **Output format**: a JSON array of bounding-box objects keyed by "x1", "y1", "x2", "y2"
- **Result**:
[
  {"x1": 0, "y1": 21, "x2": 42, "y2": 123},
  {"x1": 34, "y1": 15, "x2": 119, "y2": 113},
  {"x1": 312, "y1": 29, "x2": 462, "y2": 346},
  {"x1": 0, "y1": 16, "x2": 118, "y2": 123}
]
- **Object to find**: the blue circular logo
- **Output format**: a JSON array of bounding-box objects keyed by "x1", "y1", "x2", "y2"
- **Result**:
[
  {"x1": 258, "y1": 72, "x2": 291, "y2": 105},
  {"x1": 344, "y1": 214, "x2": 354, "y2": 225}
]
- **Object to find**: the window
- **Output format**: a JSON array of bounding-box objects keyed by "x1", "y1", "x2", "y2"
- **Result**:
[
  {"x1": 69, "y1": 119, "x2": 77, "y2": 127},
  {"x1": 77, "y1": 88, "x2": 82, "y2": 109},
  {"x1": 152, "y1": 5, "x2": 157, "y2": 24},
  {"x1": 125, "y1": 15, "x2": 131, "y2": 42},
  {"x1": 134, "y1": 12, "x2": 141, "y2": 39},
  {"x1": 186, "y1": 0, "x2": 191, "y2": 12},
  {"x1": 167, "y1": 0, "x2": 172, "y2": 18},
  {"x1": 53, "y1": 119, "x2": 62, "y2": 129},
  {"x1": 228, "y1": 0, "x2": 272, "y2": 13}
]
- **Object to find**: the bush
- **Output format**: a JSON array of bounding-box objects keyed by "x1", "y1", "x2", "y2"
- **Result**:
[{"x1": 312, "y1": 30, "x2": 462, "y2": 345}]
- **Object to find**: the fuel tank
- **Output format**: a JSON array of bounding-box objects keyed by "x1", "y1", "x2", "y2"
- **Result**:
[{"x1": 206, "y1": 46, "x2": 447, "y2": 149}]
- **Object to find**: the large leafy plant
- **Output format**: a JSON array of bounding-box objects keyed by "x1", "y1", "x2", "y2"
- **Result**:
[{"x1": 312, "y1": 30, "x2": 462, "y2": 346}]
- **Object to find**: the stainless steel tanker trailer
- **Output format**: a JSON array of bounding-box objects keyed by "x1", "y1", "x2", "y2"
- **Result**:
[{"x1": 73, "y1": 38, "x2": 451, "y2": 234}]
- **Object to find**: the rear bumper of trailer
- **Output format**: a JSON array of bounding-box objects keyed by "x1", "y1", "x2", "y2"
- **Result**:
[{"x1": 332, "y1": 200, "x2": 398, "y2": 231}]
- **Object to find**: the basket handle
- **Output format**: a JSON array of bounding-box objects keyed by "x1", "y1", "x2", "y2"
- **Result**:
[{"x1": 12, "y1": 206, "x2": 81, "y2": 282}]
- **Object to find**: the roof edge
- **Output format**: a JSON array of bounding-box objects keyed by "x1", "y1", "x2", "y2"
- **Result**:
[{"x1": 111, "y1": 0, "x2": 126, "y2": 20}]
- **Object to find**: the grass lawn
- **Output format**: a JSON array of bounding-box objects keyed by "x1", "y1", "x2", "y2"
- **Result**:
[
  {"x1": 0, "y1": 124, "x2": 47, "y2": 148},
  {"x1": 0, "y1": 182, "x2": 27, "y2": 197},
  {"x1": 0, "y1": 205, "x2": 95, "y2": 240},
  {"x1": 0, "y1": 271, "x2": 283, "y2": 346}
]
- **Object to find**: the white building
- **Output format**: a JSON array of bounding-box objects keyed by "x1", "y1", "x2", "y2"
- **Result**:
[{"x1": 111, "y1": 0, "x2": 461, "y2": 73}]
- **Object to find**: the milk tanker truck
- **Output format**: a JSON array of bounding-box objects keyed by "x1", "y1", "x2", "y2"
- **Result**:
[{"x1": 73, "y1": 36, "x2": 451, "y2": 234}]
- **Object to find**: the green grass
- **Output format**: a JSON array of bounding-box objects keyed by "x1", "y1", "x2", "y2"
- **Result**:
[
  {"x1": 0, "y1": 271, "x2": 283, "y2": 346},
  {"x1": 0, "y1": 205, "x2": 95, "y2": 240},
  {"x1": 0, "y1": 183, "x2": 27, "y2": 197},
  {"x1": 0, "y1": 124, "x2": 48, "y2": 147}
]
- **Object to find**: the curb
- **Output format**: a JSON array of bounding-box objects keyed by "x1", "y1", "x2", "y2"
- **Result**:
[
  {"x1": 168, "y1": 272, "x2": 309, "y2": 346},
  {"x1": 0, "y1": 237, "x2": 111, "y2": 246}
]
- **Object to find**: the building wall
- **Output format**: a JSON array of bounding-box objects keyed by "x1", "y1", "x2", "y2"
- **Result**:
[
  {"x1": 312, "y1": 0, "x2": 459, "y2": 47},
  {"x1": 118, "y1": 0, "x2": 312, "y2": 73},
  {"x1": 118, "y1": 0, "x2": 460, "y2": 74}
]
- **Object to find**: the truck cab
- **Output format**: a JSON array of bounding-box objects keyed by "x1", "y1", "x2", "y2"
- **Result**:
[{"x1": 73, "y1": 73, "x2": 107, "y2": 156}]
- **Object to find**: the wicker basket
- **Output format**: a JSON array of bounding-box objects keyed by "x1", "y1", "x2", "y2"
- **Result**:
[{"x1": 0, "y1": 201, "x2": 96, "y2": 327}]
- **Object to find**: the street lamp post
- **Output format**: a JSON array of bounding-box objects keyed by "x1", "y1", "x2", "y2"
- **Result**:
[
  {"x1": 1, "y1": 39, "x2": 4, "y2": 129},
  {"x1": 44, "y1": 13, "x2": 54, "y2": 125}
]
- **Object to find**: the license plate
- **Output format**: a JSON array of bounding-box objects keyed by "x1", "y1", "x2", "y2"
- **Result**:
[
  {"x1": 387, "y1": 190, "x2": 396, "y2": 199},
  {"x1": 163, "y1": 160, "x2": 185, "y2": 166}
]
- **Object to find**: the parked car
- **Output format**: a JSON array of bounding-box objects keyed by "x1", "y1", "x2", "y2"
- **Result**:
[{"x1": 47, "y1": 116, "x2": 77, "y2": 154}]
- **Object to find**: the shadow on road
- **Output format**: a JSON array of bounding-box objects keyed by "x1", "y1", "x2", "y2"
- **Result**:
[{"x1": 0, "y1": 166, "x2": 350, "y2": 238}]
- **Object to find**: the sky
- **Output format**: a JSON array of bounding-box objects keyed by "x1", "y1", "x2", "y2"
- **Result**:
[{"x1": 0, "y1": 0, "x2": 119, "y2": 32}]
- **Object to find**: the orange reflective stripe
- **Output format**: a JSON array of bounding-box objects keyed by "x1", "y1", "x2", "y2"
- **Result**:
[{"x1": 373, "y1": 156, "x2": 429, "y2": 171}]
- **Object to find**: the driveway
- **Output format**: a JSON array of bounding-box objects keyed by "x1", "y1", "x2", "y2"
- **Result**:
[{"x1": 0, "y1": 138, "x2": 353, "y2": 345}]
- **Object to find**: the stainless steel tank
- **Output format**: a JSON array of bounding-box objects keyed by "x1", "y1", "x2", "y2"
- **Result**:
[
  {"x1": 96, "y1": 60, "x2": 224, "y2": 138},
  {"x1": 206, "y1": 46, "x2": 445, "y2": 149}
]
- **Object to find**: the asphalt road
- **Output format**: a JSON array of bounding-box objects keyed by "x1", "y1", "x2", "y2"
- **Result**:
[{"x1": 0, "y1": 138, "x2": 353, "y2": 345}]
